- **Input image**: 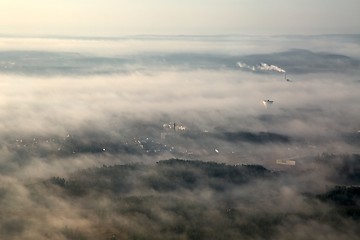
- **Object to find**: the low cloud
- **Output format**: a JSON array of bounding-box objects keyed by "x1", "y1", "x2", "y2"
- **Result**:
[{"x1": 0, "y1": 35, "x2": 358, "y2": 239}]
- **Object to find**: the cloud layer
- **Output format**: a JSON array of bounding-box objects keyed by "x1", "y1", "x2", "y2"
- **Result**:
[{"x1": 0, "y1": 35, "x2": 359, "y2": 239}]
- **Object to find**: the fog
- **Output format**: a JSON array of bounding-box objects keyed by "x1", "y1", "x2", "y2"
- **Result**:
[{"x1": 0, "y1": 35, "x2": 359, "y2": 239}]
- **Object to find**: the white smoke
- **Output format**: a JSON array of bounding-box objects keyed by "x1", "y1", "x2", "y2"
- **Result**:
[
  {"x1": 258, "y1": 63, "x2": 286, "y2": 73},
  {"x1": 237, "y1": 62, "x2": 256, "y2": 71},
  {"x1": 237, "y1": 62, "x2": 286, "y2": 73}
]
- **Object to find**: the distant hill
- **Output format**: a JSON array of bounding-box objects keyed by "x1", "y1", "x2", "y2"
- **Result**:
[{"x1": 239, "y1": 49, "x2": 360, "y2": 74}]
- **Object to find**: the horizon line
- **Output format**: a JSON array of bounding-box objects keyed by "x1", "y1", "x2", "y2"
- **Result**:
[{"x1": 0, "y1": 33, "x2": 359, "y2": 40}]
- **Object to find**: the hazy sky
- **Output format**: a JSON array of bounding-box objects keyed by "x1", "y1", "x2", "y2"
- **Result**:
[{"x1": 0, "y1": 0, "x2": 359, "y2": 36}]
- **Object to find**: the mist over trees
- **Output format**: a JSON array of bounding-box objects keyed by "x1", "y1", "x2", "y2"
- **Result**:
[{"x1": 12, "y1": 155, "x2": 356, "y2": 239}]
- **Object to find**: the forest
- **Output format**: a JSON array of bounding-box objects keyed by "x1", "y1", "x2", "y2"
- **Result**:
[{"x1": 9, "y1": 154, "x2": 356, "y2": 240}]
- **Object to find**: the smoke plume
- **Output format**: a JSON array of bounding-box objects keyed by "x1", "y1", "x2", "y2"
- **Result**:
[{"x1": 237, "y1": 62, "x2": 286, "y2": 73}]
